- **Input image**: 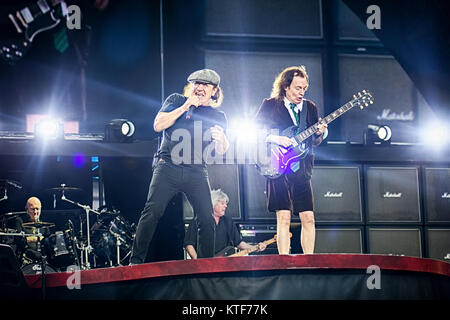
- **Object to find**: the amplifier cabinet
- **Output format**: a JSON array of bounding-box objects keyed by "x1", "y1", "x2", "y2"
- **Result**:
[
  {"x1": 243, "y1": 165, "x2": 363, "y2": 222},
  {"x1": 423, "y1": 167, "x2": 450, "y2": 223},
  {"x1": 239, "y1": 224, "x2": 363, "y2": 255},
  {"x1": 365, "y1": 166, "x2": 421, "y2": 223},
  {"x1": 311, "y1": 166, "x2": 362, "y2": 223},
  {"x1": 368, "y1": 227, "x2": 422, "y2": 257},
  {"x1": 314, "y1": 228, "x2": 363, "y2": 254},
  {"x1": 425, "y1": 228, "x2": 450, "y2": 262}
]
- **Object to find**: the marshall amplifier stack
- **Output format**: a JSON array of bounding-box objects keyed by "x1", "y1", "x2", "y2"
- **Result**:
[
  {"x1": 365, "y1": 166, "x2": 422, "y2": 257},
  {"x1": 180, "y1": 164, "x2": 448, "y2": 260},
  {"x1": 423, "y1": 167, "x2": 450, "y2": 261}
]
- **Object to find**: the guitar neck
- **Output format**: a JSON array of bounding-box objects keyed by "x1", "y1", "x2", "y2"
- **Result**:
[
  {"x1": 229, "y1": 238, "x2": 277, "y2": 257},
  {"x1": 295, "y1": 100, "x2": 356, "y2": 142}
]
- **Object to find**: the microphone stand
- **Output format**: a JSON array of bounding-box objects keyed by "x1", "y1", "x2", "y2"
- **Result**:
[
  {"x1": 35, "y1": 228, "x2": 46, "y2": 300},
  {"x1": 61, "y1": 192, "x2": 100, "y2": 270}
]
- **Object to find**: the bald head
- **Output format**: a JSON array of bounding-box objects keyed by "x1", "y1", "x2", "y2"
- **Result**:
[{"x1": 26, "y1": 197, "x2": 41, "y2": 222}]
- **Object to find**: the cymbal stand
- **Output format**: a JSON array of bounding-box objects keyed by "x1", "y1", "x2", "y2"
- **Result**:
[
  {"x1": 61, "y1": 192, "x2": 100, "y2": 270},
  {"x1": 110, "y1": 230, "x2": 126, "y2": 266}
]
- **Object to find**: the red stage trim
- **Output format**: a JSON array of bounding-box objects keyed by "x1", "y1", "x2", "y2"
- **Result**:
[{"x1": 24, "y1": 254, "x2": 450, "y2": 289}]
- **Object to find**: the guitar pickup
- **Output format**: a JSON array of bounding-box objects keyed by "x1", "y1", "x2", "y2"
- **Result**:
[
  {"x1": 37, "y1": 0, "x2": 51, "y2": 15},
  {"x1": 19, "y1": 8, "x2": 34, "y2": 24}
]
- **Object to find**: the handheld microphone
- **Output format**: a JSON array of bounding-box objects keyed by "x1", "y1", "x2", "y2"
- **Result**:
[{"x1": 186, "y1": 105, "x2": 195, "y2": 119}]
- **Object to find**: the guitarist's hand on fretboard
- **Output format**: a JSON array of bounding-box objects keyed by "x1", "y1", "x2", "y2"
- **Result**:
[
  {"x1": 315, "y1": 118, "x2": 328, "y2": 136},
  {"x1": 255, "y1": 242, "x2": 267, "y2": 252}
]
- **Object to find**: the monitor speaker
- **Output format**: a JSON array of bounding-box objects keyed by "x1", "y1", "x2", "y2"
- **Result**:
[
  {"x1": 366, "y1": 166, "x2": 421, "y2": 222},
  {"x1": 368, "y1": 228, "x2": 422, "y2": 257},
  {"x1": 423, "y1": 168, "x2": 450, "y2": 223}
]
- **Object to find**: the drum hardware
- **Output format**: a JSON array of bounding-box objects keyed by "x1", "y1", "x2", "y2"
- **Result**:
[
  {"x1": 55, "y1": 184, "x2": 100, "y2": 270},
  {"x1": 91, "y1": 215, "x2": 135, "y2": 267},
  {"x1": 0, "y1": 179, "x2": 23, "y2": 203},
  {"x1": 25, "y1": 227, "x2": 48, "y2": 300},
  {"x1": 0, "y1": 231, "x2": 35, "y2": 237}
]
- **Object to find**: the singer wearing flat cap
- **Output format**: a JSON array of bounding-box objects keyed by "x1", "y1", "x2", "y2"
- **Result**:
[{"x1": 129, "y1": 69, "x2": 229, "y2": 264}]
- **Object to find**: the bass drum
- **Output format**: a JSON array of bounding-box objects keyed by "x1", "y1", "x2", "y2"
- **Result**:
[{"x1": 21, "y1": 263, "x2": 57, "y2": 275}]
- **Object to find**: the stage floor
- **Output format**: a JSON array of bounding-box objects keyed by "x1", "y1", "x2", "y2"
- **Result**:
[{"x1": 21, "y1": 254, "x2": 450, "y2": 300}]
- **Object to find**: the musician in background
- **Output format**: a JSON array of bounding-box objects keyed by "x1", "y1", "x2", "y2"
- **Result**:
[
  {"x1": 184, "y1": 189, "x2": 266, "y2": 259},
  {"x1": 255, "y1": 66, "x2": 327, "y2": 255},
  {"x1": 9, "y1": 196, "x2": 50, "y2": 264},
  {"x1": 8, "y1": 196, "x2": 42, "y2": 231}
]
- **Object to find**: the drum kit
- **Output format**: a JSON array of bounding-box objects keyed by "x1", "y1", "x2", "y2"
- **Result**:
[{"x1": 0, "y1": 180, "x2": 136, "y2": 275}]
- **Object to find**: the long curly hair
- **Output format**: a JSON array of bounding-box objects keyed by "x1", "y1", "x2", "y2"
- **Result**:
[{"x1": 270, "y1": 65, "x2": 309, "y2": 101}]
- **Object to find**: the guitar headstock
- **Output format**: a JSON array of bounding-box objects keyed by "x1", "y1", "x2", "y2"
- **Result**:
[{"x1": 352, "y1": 90, "x2": 374, "y2": 110}]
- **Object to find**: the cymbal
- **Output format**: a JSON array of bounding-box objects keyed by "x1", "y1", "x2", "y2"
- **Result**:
[
  {"x1": 0, "y1": 179, "x2": 23, "y2": 189},
  {"x1": 0, "y1": 211, "x2": 27, "y2": 221},
  {"x1": 45, "y1": 186, "x2": 83, "y2": 193},
  {"x1": 1, "y1": 211, "x2": 27, "y2": 216},
  {"x1": 22, "y1": 221, "x2": 55, "y2": 229}
]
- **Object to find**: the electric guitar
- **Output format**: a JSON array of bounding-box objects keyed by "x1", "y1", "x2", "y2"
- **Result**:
[
  {"x1": 1, "y1": 0, "x2": 68, "y2": 64},
  {"x1": 256, "y1": 90, "x2": 373, "y2": 179},
  {"x1": 214, "y1": 233, "x2": 292, "y2": 257}
]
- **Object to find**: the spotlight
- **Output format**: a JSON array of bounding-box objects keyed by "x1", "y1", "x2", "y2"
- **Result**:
[
  {"x1": 34, "y1": 118, "x2": 64, "y2": 140},
  {"x1": 421, "y1": 121, "x2": 448, "y2": 150},
  {"x1": 364, "y1": 124, "x2": 392, "y2": 144},
  {"x1": 104, "y1": 119, "x2": 135, "y2": 142}
]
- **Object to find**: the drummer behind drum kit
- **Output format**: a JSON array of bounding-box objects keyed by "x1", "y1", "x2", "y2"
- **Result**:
[{"x1": 0, "y1": 180, "x2": 136, "y2": 275}]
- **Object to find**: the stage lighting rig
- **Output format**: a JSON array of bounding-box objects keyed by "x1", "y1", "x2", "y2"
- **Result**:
[
  {"x1": 34, "y1": 118, "x2": 64, "y2": 140},
  {"x1": 104, "y1": 119, "x2": 135, "y2": 142},
  {"x1": 364, "y1": 124, "x2": 392, "y2": 145}
]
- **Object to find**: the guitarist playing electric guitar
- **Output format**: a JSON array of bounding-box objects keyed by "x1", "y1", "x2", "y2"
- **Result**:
[
  {"x1": 254, "y1": 66, "x2": 327, "y2": 256},
  {"x1": 184, "y1": 189, "x2": 267, "y2": 259}
]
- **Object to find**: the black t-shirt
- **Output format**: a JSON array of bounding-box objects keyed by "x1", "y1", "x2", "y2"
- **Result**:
[
  {"x1": 184, "y1": 215, "x2": 242, "y2": 256},
  {"x1": 157, "y1": 93, "x2": 227, "y2": 166}
]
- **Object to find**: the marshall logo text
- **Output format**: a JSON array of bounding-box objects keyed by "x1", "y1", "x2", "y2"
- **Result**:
[
  {"x1": 324, "y1": 191, "x2": 343, "y2": 198},
  {"x1": 383, "y1": 192, "x2": 402, "y2": 198}
]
